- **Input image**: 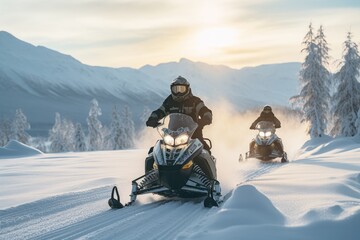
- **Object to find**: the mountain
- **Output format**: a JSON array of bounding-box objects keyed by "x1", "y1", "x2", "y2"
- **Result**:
[
  {"x1": 140, "y1": 58, "x2": 300, "y2": 108},
  {"x1": 0, "y1": 31, "x2": 301, "y2": 135}
]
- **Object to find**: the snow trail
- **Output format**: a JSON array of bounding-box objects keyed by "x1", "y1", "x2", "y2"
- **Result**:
[{"x1": 0, "y1": 154, "x2": 289, "y2": 240}]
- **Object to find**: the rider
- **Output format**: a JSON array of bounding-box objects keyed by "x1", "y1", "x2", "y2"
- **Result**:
[
  {"x1": 250, "y1": 105, "x2": 281, "y2": 129},
  {"x1": 249, "y1": 105, "x2": 283, "y2": 154},
  {"x1": 146, "y1": 76, "x2": 213, "y2": 153}
]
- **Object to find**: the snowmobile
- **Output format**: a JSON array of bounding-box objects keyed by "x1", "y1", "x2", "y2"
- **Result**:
[
  {"x1": 244, "y1": 121, "x2": 288, "y2": 163},
  {"x1": 108, "y1": 113, "x2": 221, "y2": 209}
]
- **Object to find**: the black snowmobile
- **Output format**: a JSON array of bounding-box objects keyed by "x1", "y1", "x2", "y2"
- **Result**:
[
  {"x1": 108, "y1": 113, "x2": 221, "y2": 209},
  {"x1": 243, "y1": 121, "x2": 288, "y2": 163}
]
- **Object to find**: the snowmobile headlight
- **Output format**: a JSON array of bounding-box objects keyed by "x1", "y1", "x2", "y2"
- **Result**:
[
  {"x1": 164, "y1": 135, "x2": 175, "y2": 146},
  {"x1": 259, "y1": 131, "x2": 272, "y2": 138},
  {"x1": 175, "y1": 134, "x2": 189, "y2": 146},
  {"x1": 182, "y1": 160, "x2": 193, "y2": 170},
  {"x1": 265, "y1": 131, "x2": 272, "y2": 137}
]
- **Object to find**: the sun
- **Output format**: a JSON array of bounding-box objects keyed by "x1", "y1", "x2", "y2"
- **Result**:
[{"x1": 194, "y1": 27, "x2": 237, "y2": 52}]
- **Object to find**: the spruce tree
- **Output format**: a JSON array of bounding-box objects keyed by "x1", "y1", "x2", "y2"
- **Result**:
[
  {"x1": 11, "y1": 108, "x2": 31, "y2": 144},
  {"x1": 87, "y1": 99, "x2": 103, "y2": 151},
  {"x1": 109, "y1": 105, "x2": 123, "y2": 150},
  {"x1": 49, "y1": 112, "x2": 66, "y2": 152},
  {"x1": 356, "y1": 109, "x2": 360, "y2": 137},
  {"x1": 121, "y1": 105, "x2": 135, "y2": 149},
  {"x1": 63, "y1": 118, "x2": 75, "y2": 151},
  {"x1": 293, "y1": 23, "x2": 331, "y2": 138},
  {"x1": 0, "y1": 117, "x2": 11, "y2": 146},
  {"x1": 331, "y1": 32, "x2": 360, "y2": 136},
  {"x1": 74, "y1": 123, "x2": 87, "y2": 151}
]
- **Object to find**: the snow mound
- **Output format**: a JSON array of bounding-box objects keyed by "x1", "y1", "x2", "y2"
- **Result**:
[
  {"x1": 222, "y1": 185, "x2": 285, "y2": 225},
  {"x1": 201, "y1": 185, "x2": 285, "y2": 231},
  {"x1": 300, "y1": 136, "x2": 360, "y2": 156},
  {"x1": 0, "y1": 140, "x2": 43, "y2": 158}
]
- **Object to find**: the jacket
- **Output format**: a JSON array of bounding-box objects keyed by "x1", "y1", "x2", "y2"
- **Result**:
[
  {"x1": 149, "y1": 92, "x2": 212, "y2": 139},
  {"x1": 250, "y1": 111, "x2": 281, "y2": 129}
]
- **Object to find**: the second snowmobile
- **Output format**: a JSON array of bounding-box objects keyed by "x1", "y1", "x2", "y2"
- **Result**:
[
  {"x1": 244, "y1": 121, "x2": 288, "y2": 163},
  {"x1": 109, "y1": 113, "x2": 221, "y2": 209}
]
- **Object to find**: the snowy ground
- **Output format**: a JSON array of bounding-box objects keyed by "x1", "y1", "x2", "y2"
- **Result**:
[{"x1": 1, "y1": 135, "x2": 360, "y2": 240}]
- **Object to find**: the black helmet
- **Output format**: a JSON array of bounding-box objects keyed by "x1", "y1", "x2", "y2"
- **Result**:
[
  {"x1": 263, "y1": 105, "x2": 272, "y2": 112},
  {"x1": 170, "y1": 76, "x2": 191, "y2": 101}
]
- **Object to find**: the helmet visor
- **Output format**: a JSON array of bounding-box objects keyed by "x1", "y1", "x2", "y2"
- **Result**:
[{"x1": 171, "y1": 85, "x2": 188, "y2": 95}]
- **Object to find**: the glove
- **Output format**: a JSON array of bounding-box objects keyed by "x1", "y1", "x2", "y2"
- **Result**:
[{"x1": 146, "y1": 117, "x2": 160, "y2": 128}]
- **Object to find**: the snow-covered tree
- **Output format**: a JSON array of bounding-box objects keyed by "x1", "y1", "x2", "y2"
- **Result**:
[
  {"x1": 0, "y1": 117, "x2": 11, "y2": 146},
  {"x1": 356, "y1": 109, "x2": 360, "y2": 137},
  {"x1": 49, "y1": 113, "x2": 76, "y2": 152},
  {"x1": 87, "y1": 99, "x2": 103, "y2": 151},
  {"x1": 121, "y1": 105, "x2": 135, "y2": 149},
  {"x1": 49, "y1": 112, "x2": 66, "y2": 152},
  {"x1": 31, "y1": 137, "x2": 47, "y2": 153},
  {"x1": 315, "y1": 26, "x2": 330, "y2": 66},
  {"x1": 11, "y1": 108, "x2": 31, "y2": 144},
  {"x1": 331, "y1": 32, "x2": 360, "y2": 137},
  {"x1": 108, "y1": 105, "x2": 124, "y2": 150},
  {"x1": 74, "y1": 123, "x2": 87, "y2": 151},
  {"x1": 63, "y1": 118, "x2": 75, "y2": 150},
  {"x1": 292, "y1": 23, "x2": 331, "y2": 138}
]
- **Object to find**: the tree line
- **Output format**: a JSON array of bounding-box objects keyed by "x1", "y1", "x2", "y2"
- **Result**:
[
  {"x1": 292, "y1": 23, "x2": 360, "y2": 138},
  {"x1": 0, "y1": 99, "x2": 141, "y2": 152}
]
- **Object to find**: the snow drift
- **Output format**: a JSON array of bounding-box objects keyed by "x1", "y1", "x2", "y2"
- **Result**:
[{"x1": 0, "y1": 140, "x2": 42, "y2": 157}]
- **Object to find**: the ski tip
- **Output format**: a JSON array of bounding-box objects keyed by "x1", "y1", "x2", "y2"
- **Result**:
[
  {"x1": 204, "y1": 196, "x2": 219, "y2": 208},
  {"x1": 108, "y1": 198, "x2": 124, "y2": 209},
  {"x1": 108, "y1": 186, "x2": 124, "y2": 209}
]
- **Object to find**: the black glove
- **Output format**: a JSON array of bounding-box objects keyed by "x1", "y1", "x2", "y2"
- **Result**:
[{"x1": 146, "y1": 116, "x2": 160, "y2": 128}]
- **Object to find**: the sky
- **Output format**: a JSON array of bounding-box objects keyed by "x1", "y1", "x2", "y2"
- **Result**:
[{"x1": 1, "y1": 0, "x2": 360, "y2": 70}]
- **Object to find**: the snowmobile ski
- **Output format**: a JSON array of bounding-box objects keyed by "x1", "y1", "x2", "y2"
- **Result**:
[{"x1": 108, "y1": 186, "x2": 124, "y2": 209}]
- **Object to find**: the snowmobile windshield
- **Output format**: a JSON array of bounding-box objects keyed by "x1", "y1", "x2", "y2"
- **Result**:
[
  {"x1": 256, "y1": 121, "x2": 275, "y2": 132},
  {"x1": 161, "y1": 113, "x2": 198, "y2": 138}
]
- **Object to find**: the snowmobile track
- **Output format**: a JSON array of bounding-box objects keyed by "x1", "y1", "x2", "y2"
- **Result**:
[
  {"x1": 221, "y1": 161, "x2": 289, "y2": 202},
  {"x1": 240, "y1": 161, "x2": 287, "y2": 184},
  {"x1": 0, "y1": 187, "x2": 211, "y2": 240},
  {"x1": 0, "y1": 161, "x2": 289, "y2": 240}
]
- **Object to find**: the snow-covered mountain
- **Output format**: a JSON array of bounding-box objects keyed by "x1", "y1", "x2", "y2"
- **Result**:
[{"x1": 0, "y1": 31, "x2": 301, "y2": 135}]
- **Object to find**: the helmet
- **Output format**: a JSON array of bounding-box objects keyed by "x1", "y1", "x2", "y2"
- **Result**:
[
  {"x1": 170, "y1": 76, "x2": 191, "y2": 101},
  {"x1": 263, "y1": 105, "x2": 272, "y2": 112}
]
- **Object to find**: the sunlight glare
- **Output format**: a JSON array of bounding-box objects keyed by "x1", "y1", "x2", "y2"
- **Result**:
[{"x1": 194, "y1": 27, "x2": 237, "y2": 52}]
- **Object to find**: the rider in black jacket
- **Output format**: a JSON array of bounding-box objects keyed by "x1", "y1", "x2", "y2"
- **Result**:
[
  {"x1": 146, "y1": 76, "x2": 212, "y2": 152},
  {"x1": 250, "y1": 105, "x2": 281, "y2": 129},
  {"x1": 249, "y1": 105, "x2": 283, "y2": 154}
]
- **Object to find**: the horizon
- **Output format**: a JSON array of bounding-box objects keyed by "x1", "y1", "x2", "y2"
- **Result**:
[
  {"x1": 1, "y1": 0, "x2": 359, "y2": 70},
  {"x1": 0, "y1": 30, "x2": 302, "y2": 71}
]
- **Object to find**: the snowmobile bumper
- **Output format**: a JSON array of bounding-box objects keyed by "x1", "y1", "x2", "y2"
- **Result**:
[
  {"x1": 246, "y1": 151, "x2": 287, "y2": 162},
  {"x1": 129, "y1": 167, "x2": 220, "y2": 198}
]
